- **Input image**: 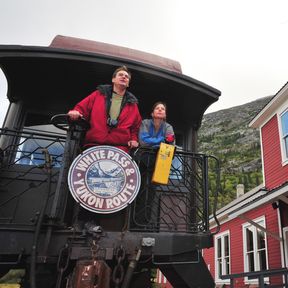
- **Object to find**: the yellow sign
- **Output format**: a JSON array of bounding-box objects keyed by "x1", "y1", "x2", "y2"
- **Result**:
[{"x1": 152, "y1": 143, "x2": 175, "y2": 184}]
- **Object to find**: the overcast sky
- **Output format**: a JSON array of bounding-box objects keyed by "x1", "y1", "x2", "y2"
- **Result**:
[{"x1": 1, "y1": 0, "x2": 288, "y2": 125}]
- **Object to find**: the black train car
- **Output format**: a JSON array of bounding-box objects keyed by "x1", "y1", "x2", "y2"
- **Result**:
[{"x1": 0, "y1": 36, "x2": 221, "y2": 287}]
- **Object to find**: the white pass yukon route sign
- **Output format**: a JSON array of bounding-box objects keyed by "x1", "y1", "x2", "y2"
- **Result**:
[{"x1": 68, "y1": 146, "x2": 141, "y2": 214}]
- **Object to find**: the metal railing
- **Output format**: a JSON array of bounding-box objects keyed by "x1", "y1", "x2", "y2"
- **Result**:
[
  {"x1": 0, "y1": 127, "x2": 66, "y2": 167},
  {"x1": 0, "y1": 128, "x2": 66, "y2": 224},
  {"x1": 129, "y1": 147, "x2": 219, "y2": 233},
  {"x1": 221, "y1": 268, "x2": 288, "y2": 288},
  {"x1": 0, "y1": 127, "x2": 220, "y2": 234}
]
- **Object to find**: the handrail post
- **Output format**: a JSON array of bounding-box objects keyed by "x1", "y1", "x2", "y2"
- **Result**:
[
  {"x1": 259, "y1": 274, "x2": 265, "y2": 287},
  {"x1": 285, "y1": 273, "x2": 288, "y2": 288},
  {"x1": 230, "y1": 277, "x2": 234, "y2": 288},
  {"x1": 203, "y1": 155, "x2": 209, "y2": 231}
]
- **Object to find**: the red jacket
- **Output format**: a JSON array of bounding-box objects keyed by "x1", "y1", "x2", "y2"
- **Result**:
[{"x1": 72, "y1": 85, "x2": 142, "y2": 153}]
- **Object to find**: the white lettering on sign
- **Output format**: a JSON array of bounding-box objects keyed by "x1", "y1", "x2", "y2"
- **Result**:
[{"x1": 68, "y1": 146, "x2": 141, "y2": 214}]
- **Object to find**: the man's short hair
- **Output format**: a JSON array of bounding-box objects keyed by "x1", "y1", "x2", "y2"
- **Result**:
[{"x1": 112, "y1": 66, "x2": 131, "y2": 80}]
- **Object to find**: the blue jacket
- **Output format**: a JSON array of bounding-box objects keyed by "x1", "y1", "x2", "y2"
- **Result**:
[{"x1": 138, "y1": 119, "x2": 175, "y2": 147}]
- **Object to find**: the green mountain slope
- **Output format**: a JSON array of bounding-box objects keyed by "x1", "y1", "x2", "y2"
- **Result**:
[{"x1": 198, "y1": 96, "x2": 272, "y2": 208}]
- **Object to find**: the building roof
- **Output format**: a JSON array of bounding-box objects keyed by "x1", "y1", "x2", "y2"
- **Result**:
[
  {"x1": 227, "y1": 181, "x2": 288, "y2": 219},
  {"x1": 210, "y1": 181, "x2": 288, "y2": 227},
  {"x1": 249, "y1": 81, "x2": 288, "y2": 128}
]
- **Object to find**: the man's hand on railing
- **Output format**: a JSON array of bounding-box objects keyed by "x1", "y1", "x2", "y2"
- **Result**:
[
  {"x1": 67, "y1": 110, "x2": 83, "y2": 121},
  {"x1": 50, "y1": 114, "x2": 90, "y2": 132},
  {"x1": 128, "y1": 140, "x2": 139, "y2": 149}
]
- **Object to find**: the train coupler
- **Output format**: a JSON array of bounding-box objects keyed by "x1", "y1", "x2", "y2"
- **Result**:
[{"x1": 67, "y1": 259, "x2": 111, "y2": 288}]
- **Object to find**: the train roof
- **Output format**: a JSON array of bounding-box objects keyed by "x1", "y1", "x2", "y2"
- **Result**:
[
  {"x1": 50, "y1": 35, "x2": 182, "y2": 73},
  {"x1": 0, "y1": 35, "x2": 221, "y2": 129}
]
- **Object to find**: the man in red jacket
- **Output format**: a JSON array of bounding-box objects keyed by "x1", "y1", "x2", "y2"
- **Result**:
[{"x1": 68, "y1": 66, "x2": 142, "y2": 153}]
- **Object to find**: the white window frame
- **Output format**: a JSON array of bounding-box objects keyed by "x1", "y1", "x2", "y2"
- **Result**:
[
  {"x1": 157, "y1": 270, "x2": 162, "y2": 284},
  {"x1": 156, "y1": 269, "x2": 168, "y2": 284},
  {"x1": 279, "y1": 108, "x2": 288, "y2": 166},
  {"x1": 215, "y1": 230, "x2": 231, "y2": 284},
  {"x1": 242, "y1": 216, "x2": 269, "y2": 284}
]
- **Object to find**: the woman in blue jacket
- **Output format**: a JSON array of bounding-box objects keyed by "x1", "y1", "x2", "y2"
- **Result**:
[
  {"x1": 139, "y1": 102, "x2": 175, "y2": 147},
  {"x1": 136, "y1": 102, "x2": 175, "y2": 230}
]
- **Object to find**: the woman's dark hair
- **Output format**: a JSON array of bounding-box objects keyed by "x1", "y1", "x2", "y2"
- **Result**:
[
  {"x1": 151, "y1": 101, "x2": 167, "y2": 120},
  {"x1": 152, "y1": 101, "x2": 167, "y2": 113},
  {"x1": 112, "y1": 65, "x2": 131, "y2": 80}
]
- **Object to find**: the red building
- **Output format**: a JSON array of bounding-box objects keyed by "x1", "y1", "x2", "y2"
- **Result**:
[
  {"x1": 156, "y1": 269, "x2": 173, "y2": 288},
  {"x1": 203, "y1": 82, "x2": 288, "y2": 287}
]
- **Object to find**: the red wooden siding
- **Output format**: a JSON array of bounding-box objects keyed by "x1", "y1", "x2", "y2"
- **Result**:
[
  {"x1": 261, "y1": 115, "x2": 288, "y2": 189},
  {"x1": 203, "y1": 203, "x2": 282, "y2": 287}
]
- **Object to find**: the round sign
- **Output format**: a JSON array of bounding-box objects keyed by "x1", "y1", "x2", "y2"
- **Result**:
[{"x1": 68, "y1": 146, "x2": 141, "y2": 214}]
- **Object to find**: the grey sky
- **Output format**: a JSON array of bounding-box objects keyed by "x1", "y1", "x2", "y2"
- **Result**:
[{"x1": 1, "y1": 0, "x2": 288, "y2": 125}]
